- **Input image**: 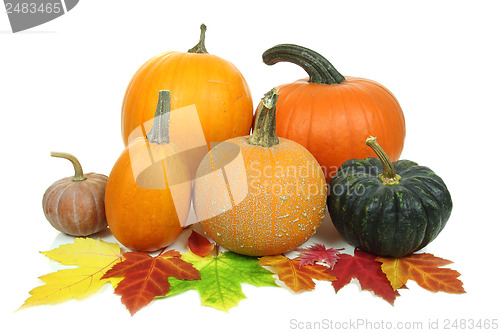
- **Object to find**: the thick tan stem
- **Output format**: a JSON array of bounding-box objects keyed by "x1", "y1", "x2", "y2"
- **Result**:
[
  {"x1": 51, "y1": 152, "x2": 87, "y2": 182},
  {"x1": 248, "y1": 88, "x2": 279, "y2": 148},
  {"x1": 366, "y1": 136, "x2": 401, "y2": 186}
]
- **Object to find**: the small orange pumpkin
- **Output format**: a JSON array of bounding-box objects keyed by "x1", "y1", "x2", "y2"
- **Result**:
[
  {"x1": 42, "y1": 152, "x2": 108, "y2": 236},
  {"x1": 194, "y1": 88, "x2": 327, "y2": 256},
  {"x1": 121, "y1": 24, "x2": 253, "y2": 147},
  {"x1": 106, "y1": 90, "x2": 191, "y2": 251},
  {"x1": 261, "y1": 44, "x2": 406, "y2": 181}
]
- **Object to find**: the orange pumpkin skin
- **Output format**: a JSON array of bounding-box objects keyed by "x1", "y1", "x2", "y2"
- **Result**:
[
  {"x1": 121, "y1": 27, "x2": 253, "y2": 146},
  {"x1": 262, "y1": 44, "x2": 405, "y2": 182},
  {"x1": 194, "y1": 90, "x2": 327, "y2": 256},
  {"x1": 105, "y1": 137, "x2": 191, "y2": 252},
  {"x1": 275, "y1": 76, "x2": 405, "y2": 181}
]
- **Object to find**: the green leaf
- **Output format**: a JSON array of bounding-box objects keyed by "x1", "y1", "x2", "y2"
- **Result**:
[{"x1": 162, "y1": 251, "x2": 277, "y2": 312}]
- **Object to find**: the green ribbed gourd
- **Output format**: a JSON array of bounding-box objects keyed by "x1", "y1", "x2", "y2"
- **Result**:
[{"x1": 327, "y1": 137, "x2": 452, "y2": 257}]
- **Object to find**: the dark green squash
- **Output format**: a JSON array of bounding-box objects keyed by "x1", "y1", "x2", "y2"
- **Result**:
[{"x1": 327, "y1": 137, "x2": 452, "y2": 257}]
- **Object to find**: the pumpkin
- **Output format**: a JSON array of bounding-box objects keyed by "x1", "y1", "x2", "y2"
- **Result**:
[
  {"x1": 260, "y1": 44, "x2": 406, "y2": 181},
  {"x1": 106, "y1": 90, "x2": 192, "y2": 251},
  {"x1": 42, "y1": 152, "x2": 108, "y2": 236},
  {"x1": 327, "y1": 137, "x2": 453, "y2": 257},
  {"x1": 121, "y1": 24, "x2": 253, "y2": 148},
  {"x1": 194, "y1": 88, "x2": 327, "y2": 256}
]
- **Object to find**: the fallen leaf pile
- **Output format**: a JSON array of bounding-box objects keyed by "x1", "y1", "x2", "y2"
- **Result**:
[{"x1": 19, "y1": 231, "x2": 465, "y2": 315}]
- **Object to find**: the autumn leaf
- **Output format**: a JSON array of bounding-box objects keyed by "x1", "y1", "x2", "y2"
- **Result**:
[
  {"x1": 19, "y1": 238, "x2": 122, "y2": 310},
  {"x1": 296, "y1": 243, "x2": 340, "y2": 269},
  {"x1": 377, "y1": 253, "x2": 465, "y2": 294},
  {"x1": 331, "y1": 249, "x2": 400, "y2": 304},
  {"x1": 187, "y1": 230, "x2": 214, "y2": 257},
  {"x1": 102, "y1": 249, "x2": 200, "y2": 315},
  {"x1": 164, "y1": 251, "x2": 277, "y2": 312},
  {"x1": 259, "y1": 255, "x2": 336, "y2": 292}
]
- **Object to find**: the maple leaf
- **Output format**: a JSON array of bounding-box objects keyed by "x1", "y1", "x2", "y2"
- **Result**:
[
  {"x1": 102, "y1": 249, "x2": 200, "y2": 315},
  {"x1": 296, "y1": 243, "x2": 340, "y2": 269},
  {"x1": 187, "y1": 230, "x2": 214, "y2": 257},
  {"x1": 19, "y1": 238, "x2": 122, "y2": 310},
  {"x1": 377, "y1": 253, "x2": 465, "y2": 293},
  {"x1": 259, "y1": 255, "x2": 336, "y2": 292},
  {"x1": 331, "y1": 249, "x2": 400, "y2": 304},
  {"x1": 164, "y1": 251, "x2": 277, "y2": 312}
]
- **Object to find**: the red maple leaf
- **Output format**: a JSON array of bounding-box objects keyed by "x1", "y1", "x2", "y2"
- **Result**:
[
  {"x1": 102, "y1": 249, "x2": 200, "y2": 315},
  {"x1": 187, "y1": 231, "x2": 214, "y2": 257},
  {"x1": 331, "y1": 249, "x2": 400, "y2": 304},
  {"x1": 296, "y1": 243, "x2": 340, "y2": 269}
]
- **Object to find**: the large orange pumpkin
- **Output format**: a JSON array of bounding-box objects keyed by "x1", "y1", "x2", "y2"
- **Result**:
[
  {"x1": 106, "y1": 91, "x2": 191, "y2": 251},
  {"x1": 121, "y1": 24, "x2": 253, "y2": 147},
  {"x1": 261, "y1": 44, "x2": 406, "y2": 181},
  {"x1": 194, "y1": 88, "x2": 327, "y2": 256}
]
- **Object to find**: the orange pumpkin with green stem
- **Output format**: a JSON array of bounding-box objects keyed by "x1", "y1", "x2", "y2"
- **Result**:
[
  {"x1": 261, "y1": 44, "x2": 406, "y2": 181},
  {"x1": 106, "y1": 90, "x2": 191, "y2": 251},
  {"x1": 194, "y1": 88, "x2": 327, "y2": 256},
  {"x1": 121, "y1": 24, "x2": 253, "y2": 147}
]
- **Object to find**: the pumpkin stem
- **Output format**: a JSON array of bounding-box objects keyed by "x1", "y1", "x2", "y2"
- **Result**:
[
  {"x1": 50, "y1": 152, "x2": 87, "y2": 182},
  {"x1": 262, "y1": 44, "x2": 345, "y2": 85},
  {"x1": 248, "y1": 88, "x2": 280, "y2": 147},
  {"x1": 146, "y1": 90, "x2": 171, "y2": 144},
  {"x1": 365, "y1": 136, "x2": 401, "y2": 186},
  {"x1": 188, "y1": 24, "x2": 209, "y2": 54}
]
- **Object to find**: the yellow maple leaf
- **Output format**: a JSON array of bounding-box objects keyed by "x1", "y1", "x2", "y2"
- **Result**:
[{"x1": 18, "y1": 238, "x2": 123, "y2": 310}]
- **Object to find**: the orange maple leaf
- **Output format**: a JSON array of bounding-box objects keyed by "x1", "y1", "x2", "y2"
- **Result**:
[
  {"x1": 102, "y1": 249, "x2": 200, "y2": 315},
  {"x1": 377, "y1": 253, "x2": 465, "y2": 294},
  {"x1": 259, "y1": 255, "x2": 336, "y2": 292}
]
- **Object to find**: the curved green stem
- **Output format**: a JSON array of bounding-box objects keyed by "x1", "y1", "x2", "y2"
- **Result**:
[
  {"x1": 188, "y1": 24, "x2": 209, "y2": 54},
  {"x1": 262, "y1": 44, "x2": 345, "y2": 85},
  {"x1": 51, "y1": 152, "x2": 87, "y2": 182},
  {"x1": 366, "y1": 136, "x2": 400, "y2": 186},
  {"x1": 248, "y1": 88, "x2": 280, "y2": 147},
  {"x1": 147, "y1": 90, "x2": 171, "y2": 144}
]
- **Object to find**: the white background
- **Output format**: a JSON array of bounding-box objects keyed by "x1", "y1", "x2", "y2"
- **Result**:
[{"x1": 2, "y1": 0, "x2": 499, "y2": 332}]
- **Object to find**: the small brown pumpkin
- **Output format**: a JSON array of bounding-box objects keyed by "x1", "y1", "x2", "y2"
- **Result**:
[{"x1": 42, "y1": 152, "x2": 108, "y2": 236}]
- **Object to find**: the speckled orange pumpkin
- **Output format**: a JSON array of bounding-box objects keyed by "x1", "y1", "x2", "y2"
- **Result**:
[{"x1": 194, "y1": 88, "x2": 327, "y2": 256}]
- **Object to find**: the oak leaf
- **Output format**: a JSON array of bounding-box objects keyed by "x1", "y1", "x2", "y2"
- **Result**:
[
  {"x1": 164, "y1": 251, "x2": 277, "y2": 312},
  {"x1": 19, "y1": 238, "x2": 122, "y2": 310},
  {"x1": 259, "y1": 255, "x2": 336, "y2": 292},
  {"x1": 331, "y1": 249, "x2": 400, "y2": 304},
  {"x1": 102, "y1": 249, "x2": 200, "y2": 315},
  {"x1": 296, "y1": 243, "x2": 340, "y2": 269},
  {"x1": 377, "y1": 253, "x2": 465, "y2": 293},
  {"x1": 187, "y1": 231, "x2": 214, "y2": 257}
]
